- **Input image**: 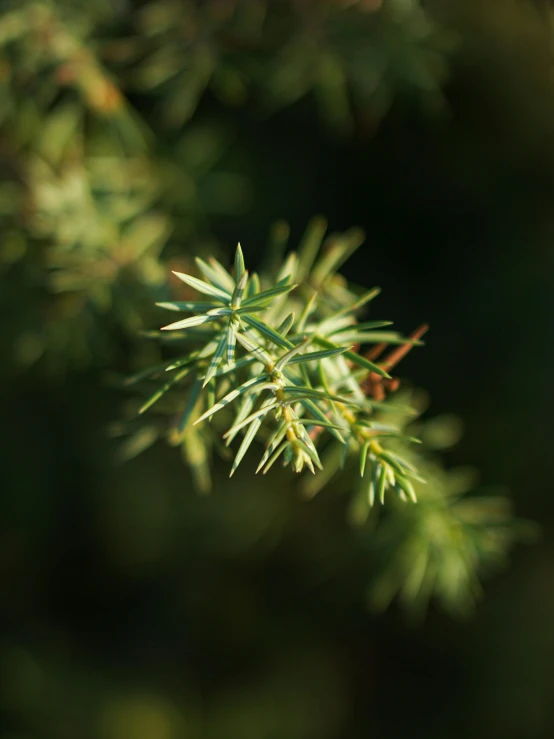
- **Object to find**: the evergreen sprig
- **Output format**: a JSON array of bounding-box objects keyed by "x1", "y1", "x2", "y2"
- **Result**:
[
  {"x1": 127, "y1": 220, "x2": 427, "y2": 501},
  {"x1": 117, "y1": 218, "x2": 531, "y2": 615}
]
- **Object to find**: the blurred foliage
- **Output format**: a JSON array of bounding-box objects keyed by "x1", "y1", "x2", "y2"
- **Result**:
[
  {"x1": 0, "y1": 0, "x2": 450, "y2": 372},
  {"x1": 118, "y1": 0, "x2": 452, "y2": 131},
  {"x1": 359, "y1": 390, "x2": 532, "y2": 616},
  {"x1": 0, "y1": 0, "x2": 250, "y2": 372},
  {"x1": 1, "y1": 0, "x2": 554, "y2": 738}
]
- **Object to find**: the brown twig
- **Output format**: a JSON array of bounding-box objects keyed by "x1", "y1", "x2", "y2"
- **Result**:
[{"x1": 361, "y1": 324, "x2": 429, "y2": 400}]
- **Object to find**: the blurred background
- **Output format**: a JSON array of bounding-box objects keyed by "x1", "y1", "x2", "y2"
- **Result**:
[{"x1": 1, "y1": 0, "x2": 554, "y2": 737}]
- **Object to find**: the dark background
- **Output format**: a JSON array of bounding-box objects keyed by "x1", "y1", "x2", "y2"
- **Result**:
[{"x1": 1, "y1": 1, "x2": 554, "y2": 737}]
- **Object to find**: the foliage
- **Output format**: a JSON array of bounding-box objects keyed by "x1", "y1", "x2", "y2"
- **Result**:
[
  {"x1": 120, "y1": 0, "x2": 452, "y2": 131},
  {"x1": 0, "y1": 0, "x2": 534, "y2": 618},
  {"x1": 2, "y1": 2, "x2": 553, "y2": 737},
  {"x1": 360, "y1": 390, "x2": 530, "y2": 615},
  {"x1": 0, "y1": 0, "x2": 451, "y2": 372},
  {"x1": 120, "y1": 219, "x2": 530, "y2": 615}
]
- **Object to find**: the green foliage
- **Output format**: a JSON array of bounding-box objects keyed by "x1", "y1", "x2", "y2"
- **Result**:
[
  {"x1": 121, "y1": 219, "x2": 530, "y2": 615},
  {"x1": 122, "y1": 0, "x2": 452, "y2": 131},
  {"x1": 0, "y1": 0, "x2": 451, "y2": 372},
  {"x1": 0, "y1": 0, "x2": 531, "y2": 619},
  {"x1": 2, "y1": 2, "x2": 553, "y2": 736},
  {"x1": 0, "y1": 0, "x2": 248, "y2": 370},
  {"x1": 360, "y1": 391, "x2": 532, "y2": 615}
]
